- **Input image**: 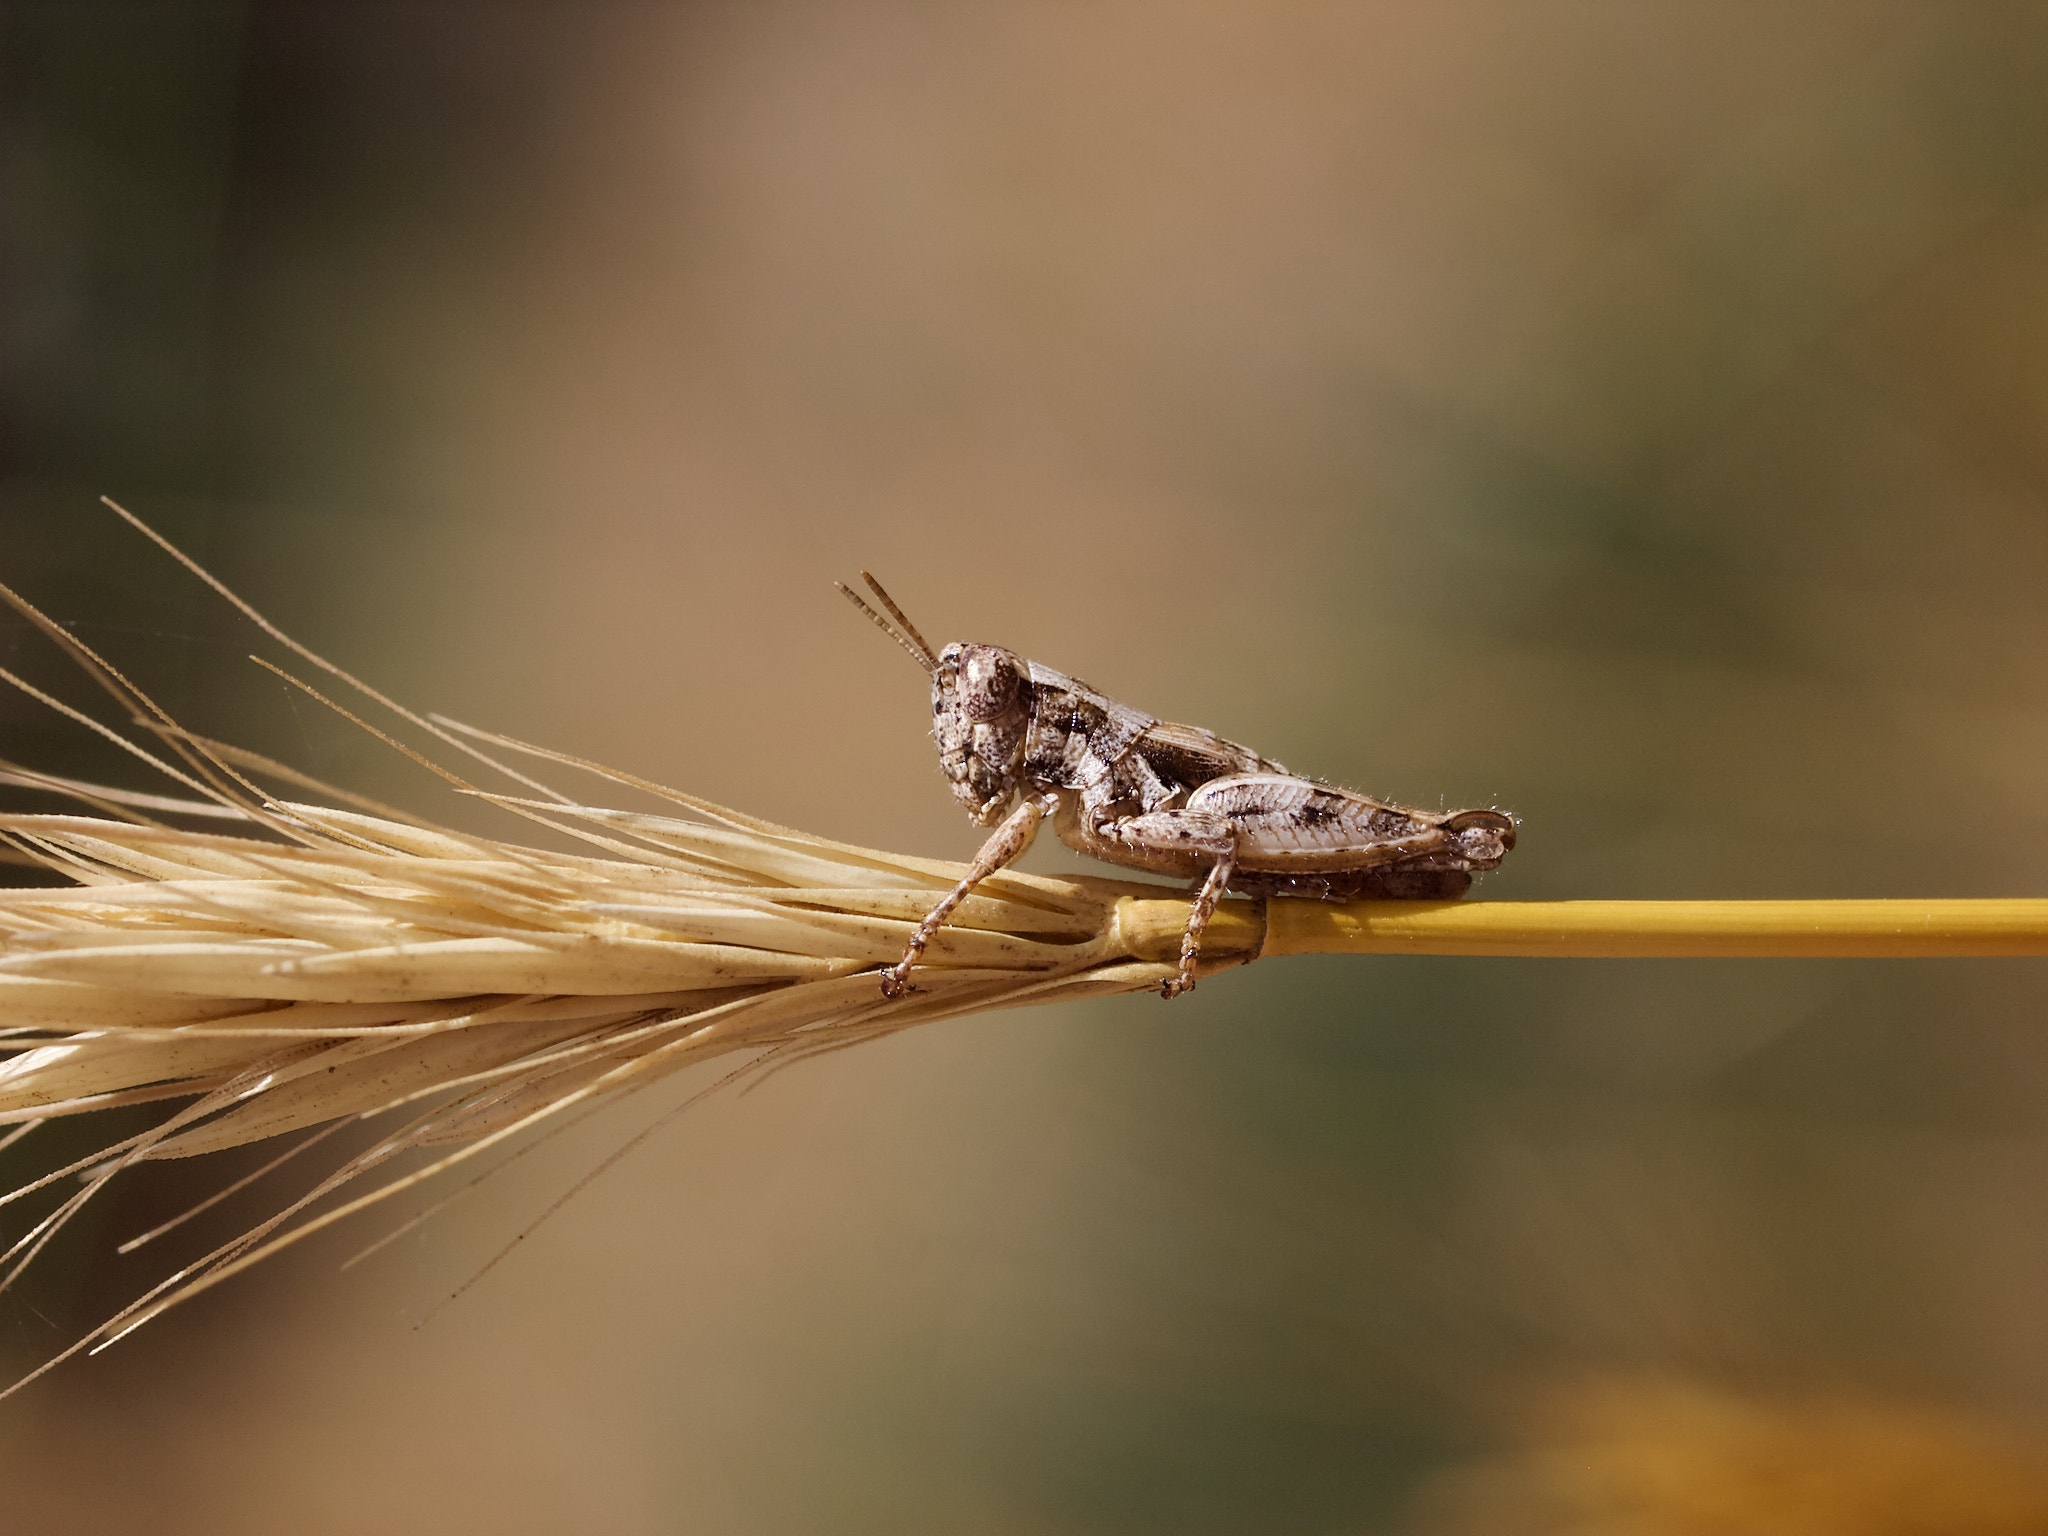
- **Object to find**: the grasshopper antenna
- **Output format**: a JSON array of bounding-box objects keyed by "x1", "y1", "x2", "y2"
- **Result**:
[
  {"x1": 836, "y1": 573, "x2": 937, "y2": 671},
  {"x1": 857, "y1": 572, "x2": 937, "y2": 666}
]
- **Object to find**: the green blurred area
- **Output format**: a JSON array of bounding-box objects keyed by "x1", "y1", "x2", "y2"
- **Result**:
[{"x1": 6, "y1": 4, "x2": 2048, "y2": 1533}]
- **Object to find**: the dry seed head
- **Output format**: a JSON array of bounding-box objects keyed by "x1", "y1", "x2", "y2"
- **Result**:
[
  {"x1": 0, "y1": 783, "x2": 1208, "y2": 1392},
  {"x1": 0, "y1": 508, "x2": 1230, "y2": 1398}
]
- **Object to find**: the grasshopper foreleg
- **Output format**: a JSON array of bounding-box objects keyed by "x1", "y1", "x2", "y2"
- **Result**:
[{"x1": 883, "y1": 793, "x2": 1053, "y2": 997}]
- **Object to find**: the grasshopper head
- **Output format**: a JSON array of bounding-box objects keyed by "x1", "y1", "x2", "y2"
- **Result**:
[
  {"x1": 835, "y1": 575, "x2": 1029, "y2": 826},
  {"x1": 933, "y1": 642, "x2": 1029, "y2": 825}
]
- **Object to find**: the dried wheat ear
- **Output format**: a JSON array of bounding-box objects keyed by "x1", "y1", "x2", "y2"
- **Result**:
[{"x1": 0, "y1": 502, "x2": 1207, "y2": 1398}]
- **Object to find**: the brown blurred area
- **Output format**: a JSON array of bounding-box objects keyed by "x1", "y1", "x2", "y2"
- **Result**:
[{"x1": 7, "y1": 3, "x2": 2048, "y2": 1531}]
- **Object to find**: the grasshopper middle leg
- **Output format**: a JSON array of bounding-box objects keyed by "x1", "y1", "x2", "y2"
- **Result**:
[{"x1": 1096, "y1": 808, "x2": 1240, "y2": 998}]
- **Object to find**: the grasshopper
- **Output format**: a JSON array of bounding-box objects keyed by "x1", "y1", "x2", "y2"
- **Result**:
[{"x1": 838, "y1": 573, "x2": 1516, "y2": 999}]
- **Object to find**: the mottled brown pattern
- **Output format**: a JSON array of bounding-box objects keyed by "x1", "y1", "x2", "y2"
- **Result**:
[{"x1": 840, "y1": 575, "x2": 1515, "y2": 997}]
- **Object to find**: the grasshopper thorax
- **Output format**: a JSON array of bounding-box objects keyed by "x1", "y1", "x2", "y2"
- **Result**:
[{"x1": 933, "y1": 642, "x2": 1030, "y2": 825}]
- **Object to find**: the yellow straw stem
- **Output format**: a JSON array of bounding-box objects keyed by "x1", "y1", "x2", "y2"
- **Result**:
[{"x1": 1115, "y1": 897, "x2": 2048, "y2": 963}]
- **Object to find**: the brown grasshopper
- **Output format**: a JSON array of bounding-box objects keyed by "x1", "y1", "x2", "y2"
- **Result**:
[{"x1": 838, "y1": 573, "x2": 1516, "y2": 999}]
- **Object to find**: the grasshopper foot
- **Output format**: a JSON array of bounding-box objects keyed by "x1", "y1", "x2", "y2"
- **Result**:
[
  {"x1": 1159, "y1": 971, "x2": 1196, "y2": 1000},
  {"x1": 879, "y1": 962, "x2": 917, "y2": 999}
]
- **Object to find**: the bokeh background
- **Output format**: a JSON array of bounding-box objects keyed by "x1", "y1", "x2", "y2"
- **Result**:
[{"x1": 7, "y1": 4, "x2": 2048, "y2": 1532}]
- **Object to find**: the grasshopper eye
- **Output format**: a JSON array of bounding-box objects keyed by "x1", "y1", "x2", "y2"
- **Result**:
[{"x1": 957, "y1": 646, "x2": 1022, "y2": 722}]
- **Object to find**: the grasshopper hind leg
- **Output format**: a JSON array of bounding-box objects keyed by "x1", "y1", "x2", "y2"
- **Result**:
[{"x1": 1231, "y1": 867, "x2": 1474, "y2": 901}]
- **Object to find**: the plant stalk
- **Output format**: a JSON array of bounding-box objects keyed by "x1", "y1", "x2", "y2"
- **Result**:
[{"x1": 1115, "y1": 897, "x2": 2048, "y2": 963}]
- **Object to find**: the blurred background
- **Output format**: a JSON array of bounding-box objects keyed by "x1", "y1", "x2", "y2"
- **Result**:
[{"x1": 7, "y1": 3, "x2": 2048, "y2": 1531}]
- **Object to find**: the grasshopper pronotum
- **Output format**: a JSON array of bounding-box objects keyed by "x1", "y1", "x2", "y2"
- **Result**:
[{"x1": 840, "y1": 574, "x2": 1516, "y2": 998}]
